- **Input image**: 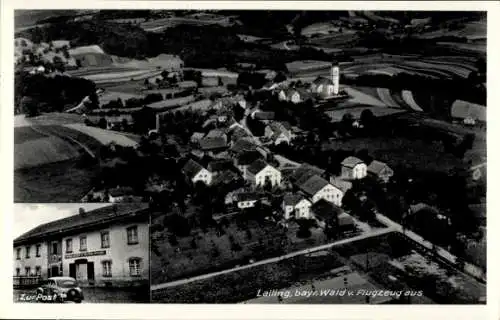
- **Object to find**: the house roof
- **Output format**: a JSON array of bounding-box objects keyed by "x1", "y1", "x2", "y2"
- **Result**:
[
  {"x1": 367, "y1": 160, "x2": 390, "y2": 175},
  {"x1": 206, "y1": 129, "x2": 227, "y2": 139},
  {"x1": 236, "y1": 192, "x2": 258, "y2": 202},
  {"x1": 313, "y1": 76, "x2": 333, "y2": 86},
  {"x1": 338, "y1": 212, "x2": 355, "y2": 226},
  {"x1": 341, "y1": 156, "x2": 364, "y2": 168},
  {"x1": 311, "y1": 199, "x2": 343, "y2": 220},
  {"x1": 247, "y1": 159, "x2": 271, "y2": 175},
  {"x1": 283, "y1": 193, "x2": 308, "y2": 207},
  {"x1": 231, "y1": 138, "x2": 258, "y2": 154},
  {"x1": 329, "y1": 177, "x2": 352, "y2": 193},
  {"x1": 109, "y1": 186, "x2": 135, "y2": 197},
  {"x1": 14, "y1": 203, "x2": 150, "y2": 245},
  {"x1": 229, "y1": 126, "x2": 249, "y2": 141},
  {"x1": 182, "y1": 159, "x2": 204, "y2": 178},
  {"x1": 299, "y1": 175, "x2": 331, "y2": 196},
  {"x1": 199, "y1": 137, "x2": 227, "y2": 151},
  {"x1": 236, "y1": 150, "x2": 264, "y2": 166}
]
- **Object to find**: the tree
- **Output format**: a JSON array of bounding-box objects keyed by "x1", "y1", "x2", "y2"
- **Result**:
[
  {"x1": 360, "y1": 109, "x2": 376, "y2": 129},
  {"x1": 21, "y1": 96, "x2": 39, "y2": 117},
  {"x1": 52, "y1": 56, "x2": 65, "y2": 72},
  {"x1": 96, "y1": 117, "x2": 107, "y2": 129}
]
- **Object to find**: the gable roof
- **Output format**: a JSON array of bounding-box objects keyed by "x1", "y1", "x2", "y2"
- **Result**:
[
  {"x1": 229, "y1": 126, "x2": 250, "y2": 141},
  {"x1": 283, "y1": 193, "x2": 309, "y2": 207},
  {"x1": 329, "y1": 177, "x2": 352, "y2": 193},
  {"x1": 230, "y1": 138, "x2": 258, "y2": 154},
  {"x1": 182, "y1": 159, "x2": 205, "y2": 178},
  {"x1": 311, "y1": 199, "x2": 343, "y2": 220},
  {"x1": 199, "y1": 137, "x2": 227, "y2": 151},
  {"x1": 341, "y1": 156, "x2": 364, "y2": 168},
  {"x1": 236, "y1": 192, "x2": 258, "y2": 202},
  {"x1": 206, "y1": 129, "x2": 227, "y2": 139},
  {"x1": 299, "y1": 175, "x2": 331, "y2": 196},
  {"x1": 367, "y1": 160, "x2": 391, "y2": 175},
  {"x1": 247, "y1": 159, "x2": 272, "y2": 175},
  {"x1": 313, "y1": 76, "x2": 333, "y2": 86},
  {"x1": 14, "y1": 204, "x2": 149, "y2": 245}
]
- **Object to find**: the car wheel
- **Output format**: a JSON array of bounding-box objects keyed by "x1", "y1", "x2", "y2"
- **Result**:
[
  {"x1": 74, "y1": 299, "x2": 82, "y2": 304},
  {"x1": 67, "y1": 289, "x2": 79, "y2": 302}
]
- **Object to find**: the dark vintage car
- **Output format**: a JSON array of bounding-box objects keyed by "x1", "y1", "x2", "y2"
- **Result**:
[{"x1": 36, "y1": 277, "x2": 84, "y2": 303}]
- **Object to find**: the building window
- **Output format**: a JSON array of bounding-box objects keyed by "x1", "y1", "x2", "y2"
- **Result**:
[
  {"x1": 25, "y1": 246, "x2": 30, "y2": 259},
  {"x1": 129, "y1": 258, "x2": 141, "y2": 276},
  {"x1": 16, "y1": 268, "x2": 20, "y2": 276},
  {"x1": 35, "y1": 266, "x2": 41, "y2": 276},
  {"x1": 25, "y1": 267, "x2": 31, "y2": 276},
  {"x1": 101, "y1": 231, "x2": 110, "y2": 248},
  {"x1": 102, "y1": 260, "x2": 112, "y2": 277},
  {"x1": 52, "y1": 242, "x2": 58, "y2": 255},
  {"x1": 36, "y1": 244, "x2": 41, "y2": 257},
  {"x1": 16, "y1": 248, "x2": 21, "y2": 260},
  {"x1": 127, "y1": 226, "x2": 139, "y2": 245},
  {"x1": 66, "y1": 239, "x2": 73, "y2": 253},
  {"x1": 80, "y1": 236, "x2": 87, "y2": 251}
]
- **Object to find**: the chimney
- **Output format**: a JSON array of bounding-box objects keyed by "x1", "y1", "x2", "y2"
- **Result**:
[
  {"x1": 79, "y1": 208, "x2": 86, "y2": 216},
  {"x1": 331, "y1": 63, "x2": 340, "y2": 96}
]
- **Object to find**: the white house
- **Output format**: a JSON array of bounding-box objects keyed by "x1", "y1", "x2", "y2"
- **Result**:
[
  {"x1": 182, "y1": 159, "x2": 212, "y2": 185},
  {"x1": 108, "y1": 187, "x2": 136, "y2": 203},
  {"x1": 340, "y1": 156, "x2": 367, "y2": 180},
  {"x1": 282, "y1": 194, "x2": 312, "y2": 219},
  {"x1": 298, "y1": 175, "x2": 343, "y2": 206},
  {"x1": 246, "y1": 159, "x2": 282, "y2": 188}
]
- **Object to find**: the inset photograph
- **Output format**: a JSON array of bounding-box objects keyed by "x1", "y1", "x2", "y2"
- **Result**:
[{"x1": 13, "y1": 203, "x2": 151, "y2": 303}]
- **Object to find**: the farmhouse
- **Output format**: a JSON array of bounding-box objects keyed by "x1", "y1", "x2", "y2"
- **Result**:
[
  {"x1": 367, "y1": 160, "x2": 394, "y2": 182},
  {"x1": 182, "y1": 159, "x2": 212, "y2": 185},
  {"x1": 340, "y1": 156, "x2": 367, "y2": 180},
  {"x1": 282, "y1": 194, "x2": 312, "y2": 219},
  {"x1": 207, "y1": 159, "x2": 235, "y2": 176},
  {"x1": 13, "y1": 204, "x2": 150, "y2": 287},
  {"x1": 230, "y1": 138, "x2": 259, "y2": 155},
  {"x1": 329, "y1": 177, "x2": 353, "y2": 194},
  {"x1": 246, "y1": 159, "x2": 282, "y2": 188},
  {"x1": 298, "y1": 175, "x2": 343, "y2": 206}
]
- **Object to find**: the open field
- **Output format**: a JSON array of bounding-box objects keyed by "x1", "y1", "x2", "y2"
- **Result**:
[
  {"x1": 31, "y1": 125, "x2": 105, "y2": 155},
  {"x1": 15, "y1": 132, "x2": 81, "y2": 170},
  {"x1": 64, "y1": 123, "x2": 140, "y2": 147},
  {"x1": 324, "y1": 105, "x2": 405, "y2": 122},
  {"x1": 14, "y1": 158, "x2": 97, "y2": 203}
]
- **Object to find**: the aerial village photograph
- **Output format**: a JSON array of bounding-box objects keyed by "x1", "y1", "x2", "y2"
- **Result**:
[{"x1": 12, "y1": 8, "x2": 486, "y2": 305}]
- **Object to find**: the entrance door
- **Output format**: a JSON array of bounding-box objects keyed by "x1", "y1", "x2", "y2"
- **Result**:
[
  {"x1": 87, "y1": 262, "x2": 95, "y2": 283},
  {"x1": 76, "y1": 263, "x2": 88, "y2": 281},
  {"x1": 69, "y1": 263, "x2": 76, "y2": 279},
  {"x1": 51, "y1": 266, "x2": 59, "y2": 277}
]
